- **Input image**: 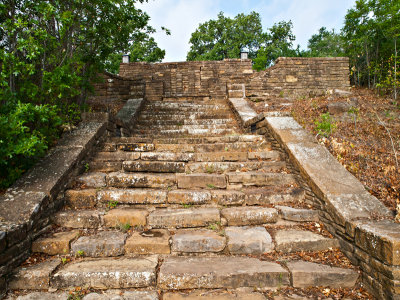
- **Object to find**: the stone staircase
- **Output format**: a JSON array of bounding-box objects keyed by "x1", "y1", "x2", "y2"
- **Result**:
[{"x1": 5, "y1": 98, "x2": 359, "y2": 299}]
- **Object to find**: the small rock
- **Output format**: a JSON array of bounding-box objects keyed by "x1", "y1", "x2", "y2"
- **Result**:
[
  {"x1": 226, "y1": 226, "x2": 274, "y2": 254},
  {"x1": 71, "y1": 231, "x2": 126, "y2": 257},
  {"x1": 172, "y1": 229, "x2": 226, "y2": 253}
]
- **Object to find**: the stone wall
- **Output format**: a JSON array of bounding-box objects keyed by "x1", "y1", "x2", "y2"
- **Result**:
[
  {"x1": 118, "y1": 59, "x2": 253, "y2": 100},
  {"x1": 115, "y1": 57, "x2": 349, "y2": 100},
  {"x1": 247, "y1": 57, "x2": 350, "y2": 99}
]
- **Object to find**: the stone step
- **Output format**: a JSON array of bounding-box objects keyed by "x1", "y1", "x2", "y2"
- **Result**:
[
  {"x1": 51, "y1": 257, "x2": 158, "y2": 289},
  {"x1": 31, "y1": 231, "x2": 79, "y2": 255},
  {"x1": 228, "y1": 90, "x2": 245, "y2": 98},
  {"x1": 221, "y1": 206, "x2": 278, "y2": 225},
  {"x1": 133, "y1": 124, "x2": 233, "y2": 131},
  {"x1": 171, "y1": 229, "x2": 226, "y2": 253},
  {"x1": 225, "y1": 226, "x2": 274, "y2": 254},
  {"x1": 123, "y1": 161, "x2": 186, "y2": 173},
  {"x1": 286, "y1": 261, "x2": 359, "y2": 288},
  {"x1": 227, "y1": 172, "x2": 297, "y2": 186},
  {"x1": 97, "y1": 189, "x2": 167, "y2": 205},
  {"x1": 176, "y1": 173, "x2": 227, "y2": 189},
  {"x1": 186, "y1": 161, "x2": 286, "y2": 174},
  {"x1": 71, "y1": 231, "x2": 127, "y2": 257},
  {"x1": 137, "y1": 118, "x2": 234, "y2": 126},
  {"x1": 137, "y1": 113, "x2": 232, "y2": 121},
  {"x1": 163, "y1": 290, "x2": 266, "y2": 300},
  {"x1": 158, "y1": 256, "x2": 290, "y2": 290},
  {"x1": 131, "y1": 128, "x2": 238, "y2": 136},
  {"x1": 274, "y1": 229, "x2": 340, "y2": 253},
  {"x1": 148, "y1": 207, "x2": 220, "y2": 229},
  {"x1": 106, "y1": 172, "x2": 176, "y2": 188}
]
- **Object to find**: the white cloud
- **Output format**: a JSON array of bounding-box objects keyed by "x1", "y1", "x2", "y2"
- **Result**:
[{"x1": 138, "y1": 0, "x2": 356, "y2": 62}]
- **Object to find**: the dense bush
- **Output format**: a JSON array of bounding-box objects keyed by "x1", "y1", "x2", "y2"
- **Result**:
[{"x1": 0, "y1": 102, "x2": 63, "y2": 188}]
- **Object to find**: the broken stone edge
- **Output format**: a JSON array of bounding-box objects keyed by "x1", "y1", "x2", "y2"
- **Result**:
[
  {"x1": 229, "y1": 97, "x2": 400, "y2": 299},
  {"x1": 0, "y1": 113, "x2": 108, "y2": 296}
]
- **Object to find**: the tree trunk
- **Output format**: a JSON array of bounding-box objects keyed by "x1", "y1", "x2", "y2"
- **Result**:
[
  {"x1": 365, "y1": 43, "x2": 371, "y2": 89},
  {"x1": 395, "y1": 38, "x2": 397, "y2": 100}
]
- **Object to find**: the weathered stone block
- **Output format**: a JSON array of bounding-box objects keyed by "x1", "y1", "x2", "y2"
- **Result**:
[
  {"x1": 97, "y1": 189, "x2": 167, "y2": 204},
  {"x1": 51, "y1": 257, "x2": 158, "y2": 289},
  {"x1": 107, "y1": 172, "x2": 176, "y2": 188},
  {"x1": 71, "y1": 231, "x2": 127, "y2": 257},
  {"x1": 103, "y1": 208, "x2": 148, "y2": 228},
  {"x1": 177, "y1": 174, "x2": 226, "y2": 189},
  {"x1": 226, "y1": 226, "x2": 273, "y2": 254},
  {"x1": 276, "y1": 206, "x2": 319, "y2": 222},
  {"x1": 221, "y1": 207, "x2": 278, "y2": 226},
  {"x1": 227, "y1": 172, "x2": 296, "y2": 186},
  {"x1": 148, "y1": 208, "x2": 220, "y2": 229},
  {"x1": 9, "y1": 259, "x2": 60, "y2": 290},
  {"x1": 76, "y1": 172, "x2": 106, "y2": 188},
  {"x1": 172, "y1": 229, "x2": 225, "y2": 253},
  {"x1": 168, "y1": 190, "x2": 211, "y2": 204},
  {"x1": 158, "y1": 256, "x2": 289, "y2": 289},
  {"x1": 65, "y1": 189, "x2": 97, "y2": 209},
  {"x1": 125, "y1": 230, "x2": 170, "y2": 255},
  {"x1": 163, "y1": 290, "x2": 266, "y2": 300},
  {"x1": 287, "y1": 261, "x2": 359, "y2": 288},
  {"x1": 52, "y1": 210, "x2": 100, "y2": 229},
  {"x1": 275, "y1": 230, "x2": 339, "y2": 253},
  {"x1": 84, "y1": 291, "x2": 158, "y2": 300},
  {"x1": 32, "y1": 231, "x2": 79, "y2": 255}
]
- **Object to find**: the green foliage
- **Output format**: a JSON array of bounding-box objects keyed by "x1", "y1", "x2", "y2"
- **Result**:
[
  {"x1": 306, "y1": 27, "x2": 345, "y2": 57},
  {"x1": 107, "y1": 200, "x2": 118, "y2": 210},
  {"x1": 315, "y1": 113, "x2": 336, "y2": 137},
  {"x1": 0, "y1": 102, "x2": 62, "y2": 188}
]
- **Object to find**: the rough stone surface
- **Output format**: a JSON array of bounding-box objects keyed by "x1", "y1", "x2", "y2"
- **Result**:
[
  {"x1": 71, "y1": 231, "x2": 127, "y2": 257},
  {"x1": 76, "y1": 172, "x2": 106, "y2": 188},
  {"x1": 221, "y1": 207, "x2": 278, "y2": 226},
  {"x1": 52, "y1": 210, "x2": 100, "y2": 228},
  {"x1": 103, "y1": 208, "x2": 148, "y2": 228},
  {"x1": 123, "y1": 161, "x2": 185, "y2": 173},
  {"x1": 97, "y1": 189, "x2": 167, "y2": 204},
  {"x1": 158, "y1": 256, "x2": 289, "y2": 289},
  {"x1": 248, "y1": 151, "x2": 281, "y2": 160},
  {"x1": 148, "y1": 208, "x2": 220, "y2": 229},
  {"x1": 275, "y1": 230, "x2": 339, "y2": 253},
  {"x1": 172, "y1": 229, "x2": 226, "y2": 253},
  {"x1": 163, "y1": 290, "x2": 266, "y2": 300},
  {"x1": 141, "y1": 152, "x2": 193, "y2": 162},
  {"x1": 226, "y1": 226, "x2": 274, "y2": 254},
  {"x1": 107, "y1": 172, "x2": 175, "y2": 188},
  {"x1": 125, "y1": 230, "x2": 170, "y2": 255},
  {"x1": 51, "y1": 257, "x2": 158, "y2": 289},
  {"x1": 14, "y1": 292, "x2": 69, "y2": 300},
  {"x1": 83, "y1": 291, "x2": 159, "y2": 300},
  {"x1": 287, "y1": 261, "x2": 359, "y2": 288},
  {"x1": 9, "y1": 259, "x2": 60, "y2": 290},
  {"x1": 177, "y1": 174, "x2": 226, "y2": 189},
  {"x1": 32, "y1": 231, "x2": 79, "y2": 255},
  {"x1": 65, "y1": 189, "x2": 97, "y2": 209},
  {"x1": 168, "y1": 190, "x2": 211, "y2": 204},
  {"x1": 227, "y1": 172, "x2": 296, "y2": 187},
  {"x1": 211, "y1": 190, "x2": 245, "y2": 206},
  {"x1": 195, "y1": 152, "x2": 247, "y2": 162},
  {"x1": 276, "y1": 206, "x2": 319, "y2": 222}
]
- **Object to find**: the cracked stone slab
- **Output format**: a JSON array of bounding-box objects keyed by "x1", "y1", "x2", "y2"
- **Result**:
[
  {"x1": 221, "y1": 207, "x2": 278, "y2": 226},
  {"x1": 226, "y1": 226, "x2": 274, "y2": 254},
  {"x1": 275, "y1": 230, "x2": 339, "y2": 253},
  {"x1": 148, "y1": 208, "x2": 220, "y2": 229},
  {"x1": 276, "y1": 206, "x2": 319, "y2": 222},
  {"x1": 9, "y1": 259, "x2": 60, "y2": 290},
  {"x1": 158, "y1": 256, "x2": 289, "y2": 290},
  {"x1": 107, "y1": 172, "x2": 176, "y2": 188},
  {"x1": 71, "y1": 231, "x2": 127, "y2": 257},
  {"x1": 287, "y1": 261, "x2": 359, "y2": 288},
  {"x1": 172, "y1": 229, "x2": 225, "y2": 253},
  {"x1": 51, "y1": 257, "x2": 158, "y2": 289}
]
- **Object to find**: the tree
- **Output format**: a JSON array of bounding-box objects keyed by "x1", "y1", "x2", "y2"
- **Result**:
[
  {"x1": 252, "y1": 21, "x2": 298, "y2": 70},
  {"x1": 307, "y1": 27, "x2": 345, "y2": 57},
  {"x1": 187, "y1": 12, "x2": 264, "y2": 61}
]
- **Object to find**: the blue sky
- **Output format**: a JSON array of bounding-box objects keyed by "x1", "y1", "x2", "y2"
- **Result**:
[{"x1": 139, "y1": 0, "x2": 356, "y2": 62}]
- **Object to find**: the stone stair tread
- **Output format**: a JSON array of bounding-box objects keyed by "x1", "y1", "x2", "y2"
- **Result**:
[
  {"x1": 51, "y1": 256, "x2": 158, "y2": 289},
  {"x1": 163, "y1": 290, "x2": 266, "y2": 300},
  {"x1": 83, "y1": 291, "x2": 159, "y2": 300},
  {"x1": 275, "y1": 229, "x2": 339, "y2": 253},
  {"x1": 227, "y1": 171, "x2": 297, "y2": 186},
  {"x1": 286, "y1": 261, "x2": 359, "y2": 288},
  {"x1": 97, "y1": 189, "x2": 167, "y2": 204},
  {"x1": 158, "y1": 256, "x2": 290, "y2": 290},
  {"x1": 221, "y1": 206, "x2": 278, "y2": 226},
  {"x1": 106, "y1": 172, "x2": 176, "y2": 188},
  {"x1": 171, "y1": 229, "x2": 226, "y2": 253},
  {"x1": 71, "y1": 231, "x2": 127, "y2": 257},
  {"x1": 123, "y1": 161, "x2": 186, "y2": 173}
]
